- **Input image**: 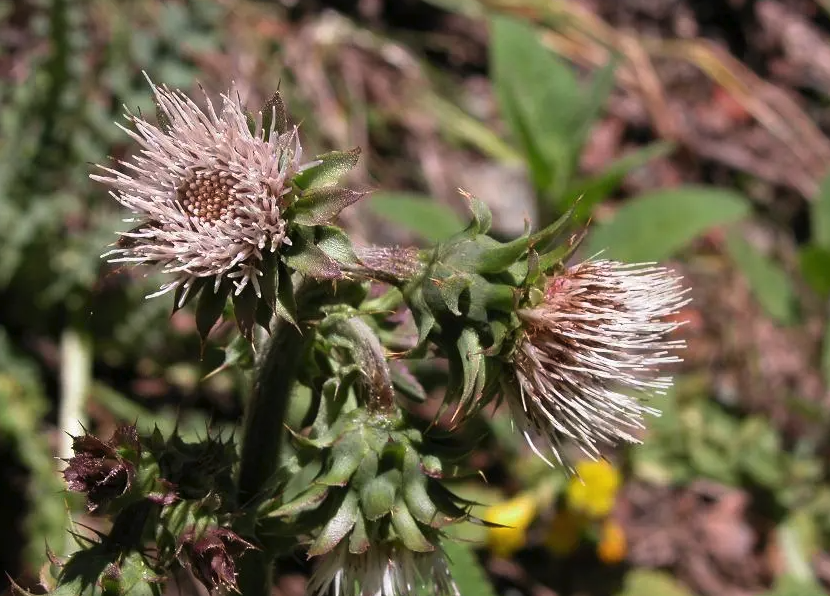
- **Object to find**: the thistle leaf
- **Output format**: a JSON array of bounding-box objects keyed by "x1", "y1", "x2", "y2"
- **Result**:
[
  {"x1": 275, "y1": 262, "x2": 298, "y2": 326},
  {"x1": 293, "y1": 147, "x2": 361, "y2": 191},
  {"x1": 172, "y1": 278, "x2": 206, "y2": 314},
  {"x1": 390, "y1": 361, "x2": 427, "y2": 402},
  {"x1": 293, "y1": 188, "x2": 367, "y2": 226},
  {"x1": 195, "y1": 281, "x2": 232, "y2": 343},
  {"x1": 316, "y1": 225, "x2": 359, "y2": 266},
  {"x1": 284, "y1": 231, "x2": 342, "y2": 279},
  {"x1": 232, "y1": 283, "x2": 258, "y2": 342}
]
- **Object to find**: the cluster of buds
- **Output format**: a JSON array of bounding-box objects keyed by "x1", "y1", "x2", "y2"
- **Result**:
[
  {"x1": 263, "y1": 401, "x2": 469, "y2": 596},
  {"x1": 91, "y1": 76, "x2": 687, "y2": 474},
  {"x1": 37, "y1": 76, "x2": 691, "y2": 596},
  {"x1": 49, "y1": 425, "x2": 251, "y2": 595}
]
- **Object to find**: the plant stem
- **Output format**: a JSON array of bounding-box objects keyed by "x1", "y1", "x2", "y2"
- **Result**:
[
  {"x1": 58, "y1": 327, "x2": 92, "y2": 463},
  {"x1": 236, "y1": 313, "x2": 313, "y2": 595}
]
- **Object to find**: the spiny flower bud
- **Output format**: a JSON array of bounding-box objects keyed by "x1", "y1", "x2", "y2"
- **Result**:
[
  {"x1": 507, "y1": 259, "x2": 689, "y2": 469},
  {"x1": 263, "y1": 401, "x2": 472, "y2": 595},
  {"x1": 176, "y1": 526, "x2": 254, "y2": 593},
  {"x1": 63, "y1": 426, "x2": 140, "y2": 512},
  {"x1": 150, "y1": 428, "x2": 237, "y2": 501}
]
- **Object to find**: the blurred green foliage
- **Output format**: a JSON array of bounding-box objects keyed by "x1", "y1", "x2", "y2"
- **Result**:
[{"x1": 0, "y1": 0, "x2": 232, "y2": 574}]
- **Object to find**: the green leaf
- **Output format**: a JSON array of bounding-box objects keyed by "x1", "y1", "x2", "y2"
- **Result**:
[
  {"x1": 737, "y1": 417, "x2": 784, "y2": 487},
  {"x1": 464, "y1": 194, "x2": 493, "y2": 235},
  {"x1": 812, "y1": 170, "x2": 830, "y2": 248},
  {"x1": 195, "y1": 281, "x2": 232, "y2": 343},
  {"x1": 293, "y1": 148, "x2": 361, "y2": 191},
  {"x1": 403, "y1": 475, "x2": 442, "y2": 527},
  {"x1": 688, "y1": 437, "x2": 738, "y2": 484},
  {"x1": 293, "y1": 188, "x2": 367, "y2": 226},
  {"x1": 407, "y1": 286, "x2": 436, "y2": 349},
  {"x1": 822, "y1": 321, "x2": 830, "y2": 399},
  {"x1": 437, "y1": 273, "x2": 471, "y2": 316},
  {"x1": 275, "y1": 263, "x2": 298, "y2": 325},
  {"x1": 232, "y1": 284, "x2": 259, "y2": 341},
  {"x1": 562, "y1": 141, "x2": 675, "y2": 218},
  {"x1": 369, "y1": 193, "x2": 465, "y2": 242},
  {"x1": 390, "y1": 361, "x2": 427, "y2": 402},
  {"x1": 616, "y1": 570, "x2": 696, "y2": 596},
  {"x1": 778, "y1": 513, "x2": 820, "y2": 583},
  {"x1": 349, "y1": 512, "x2": 370, "y2": 554},
  {"x1": 571, "y1": 56, "x2": 619, "y2": 159},
  {"x1": 724, "y1": 231, "x2": 797, "y2": 325},
  {"x1": 316, "y1": 225, "x2": 359, "y2": 266},
  {"x1": 436, "y1": 541, "x2": 498, "y2": 596},
  {"x1": 283, "y1": 230, "x2": 342, "y2": 279},
  {"x1": 490, "y1": 15, "x2": 584, "y2": 194},
  {"x1": 799, "y1": 245, "x2": 830, "y2": 297},
  {"x1": 475, "y1": 235, "x2": 531, "y2": 274},
  {"x1": 587, "y1": 186, "x2": 751, "y2": 261},
  {"x1": 764, "y1": 575, "x2": 828, "y2": 596}
]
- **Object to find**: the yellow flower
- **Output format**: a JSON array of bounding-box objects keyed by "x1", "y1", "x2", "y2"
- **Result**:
[
  {"x1": 484, "y1": 493, "x2": 537, "y2": 558},
  {"x1": 597, "y1": 519, "x2": 627, "y2": 564},
  {"x1": 566, "y1": 459, "x2": 621, "y2": 518},
  {"x1": 544, "y1": 510, "x2": 585, "y2": 556}
]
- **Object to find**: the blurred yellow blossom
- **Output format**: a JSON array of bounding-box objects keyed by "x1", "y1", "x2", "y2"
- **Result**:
[
  {"x1": 566, "y1": 459, "x2": 621, "y2": 518},
  {"x1": 484, "y1": 493, "x2": 538, "y2": 558},
  {"x1": 597, "y1": 518, "x2": 627, "y2": 564},
  {"x1": 544, "y1": 510, "x2": 585, "y2": 556}
]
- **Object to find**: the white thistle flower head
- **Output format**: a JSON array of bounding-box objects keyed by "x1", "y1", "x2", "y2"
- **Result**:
[
  {"x1": 308, "y1": 542, "x2": 459, "y2": 596},
  {"x1": 509, "y1": 259, "x2": 689, "y2": 470},
  {"x1": 92, "y1": 76, "x2": 312, "y2": 300}
]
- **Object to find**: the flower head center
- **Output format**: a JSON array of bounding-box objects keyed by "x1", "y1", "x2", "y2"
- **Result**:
[{"x1": 178, "y1": 169, "x2": 241, "y2": 224}]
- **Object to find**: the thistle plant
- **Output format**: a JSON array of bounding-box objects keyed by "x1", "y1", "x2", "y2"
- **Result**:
[{"x1": 21, "y1": 78, "x2": 688, "y2": 596}]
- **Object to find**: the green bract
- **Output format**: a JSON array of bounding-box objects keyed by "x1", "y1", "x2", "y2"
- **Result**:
[
  {"x1": 401, "y1": 195, "x2": 582, "y2": 420},
  {"x1": 261, "y1": 397, "x2": 476, "y2": 559}
]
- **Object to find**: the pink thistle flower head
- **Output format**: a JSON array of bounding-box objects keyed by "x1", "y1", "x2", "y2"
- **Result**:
[
  {"x1": 509, "y1": 259, "x2": 689, "y2": 470},
  {"x1": 92, "y1": 75, "x2": 312, "y2": 301}
]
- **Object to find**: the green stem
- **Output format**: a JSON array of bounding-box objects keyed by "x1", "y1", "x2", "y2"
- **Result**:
[
  {"x1": 58, "y1": 327, "x2": 93, "y2": 463},
  {"x1": 236, "y1": 314, "x2": 313, "y2": 595}
]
